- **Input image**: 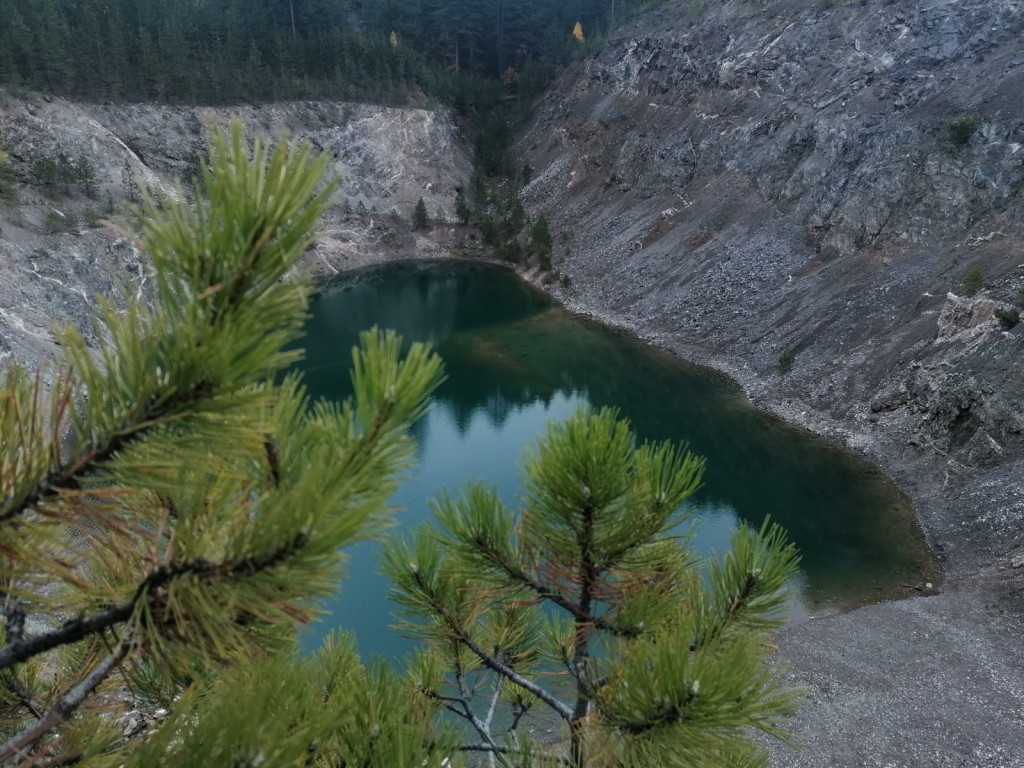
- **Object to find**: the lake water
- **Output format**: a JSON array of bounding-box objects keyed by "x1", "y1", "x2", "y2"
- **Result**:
[{"x1": 296, "y1": 260, "x2": 938, "y2": 656}]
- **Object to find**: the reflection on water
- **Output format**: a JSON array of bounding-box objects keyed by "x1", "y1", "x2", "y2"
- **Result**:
[{"x1": 296, "y1": 260, "x2": 937, "y2": 656}]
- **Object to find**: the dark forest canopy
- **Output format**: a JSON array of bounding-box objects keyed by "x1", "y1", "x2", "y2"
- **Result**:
[{"x1": 0, "y1": 0, "x2": 661, "y2": 110}]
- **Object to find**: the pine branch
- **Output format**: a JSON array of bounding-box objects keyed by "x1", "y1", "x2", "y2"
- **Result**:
[
  {"x1": 407, "y1": 570, "x2": 572, "y2": 721},
  {"x1": 0, "y1": 634, "x2": 132, "y2": 764},
  {"x1": 602, "y1": 689, "x2": 700, "y2": 736},
  {"x1": 569, "y1": 501, "x2": 599, "y2": 768},
  {"x1": 420, "y1": 663, "x2": 511, "y2": 768},
  {"x1": 3, "y1": 599, "x2": 25, "y2": 646},
  {"x1": 210, "y1": 216, "x2": 273, "y2": 327},
  {"x1": 452, "y1": 666, "x2": 512, "y2": 768},
  {"x1": 482, "y1": 678, "x2": 506, "y2": 768},
  {"x1": 470, "y1": 539, "x2": 639, "y2": 638},
  {"x1": 418, "y1": 689, "x2": 466, "y2": 707},
  {"x1": 484, "y1": 676, "x2": 504, "y2": 732},
  {"x1": 0, "y1": 669, "x2": 42, "y2": 719},
  {"x1": 263, "y1": 437, "x2": 282, "y2": 487},
  {"x1": 0, "y1": 534, "x2": 306, "y2": 671},
  {"x1": 0, "y1": 379, "x2": 213, "y2": 526},
  {"x1": 0, "y1": 603, "x2": 134, "y2": 672},
  {"x1": 456, "y1": 631, "x2": 572, "y2": 722},
  {"x1": 459, "y1": 744, "x2": 516, "y2": 754},
  {"x1": 695, "y1": 521, "x2": 799, "y2": 651},
  {"x1": 508, "y1": 701, "x2": 530, "y2": 734},
  {"x1": 28, "y1": 751, "x2": 84, "y2": 768},
  {"x1": 29, "y1": 751, "x2": 85, "y2": 768},
  {"x1": 458, "y1": 744, "x2": 572, "y2": 768},
  {"x1": 558, "y1": 646, "x2": 588, "y2": 691}
]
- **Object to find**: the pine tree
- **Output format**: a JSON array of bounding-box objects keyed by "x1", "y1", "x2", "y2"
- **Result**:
[
  {"x1": 0, "y1": 123, "x2": 450, "y2": 766},
  {"x1": 55, "y1": 148, "x2": 75, "y2": 195},
  {"x1": 383, "y1": 408, "x2": 803, "y2": 767},
  {"x1": 0, "y1": 2, "x2": 16, "y2": 84},
  {"x1": 32, "y1": 0, "x2": 72, "y2": 92},
  {"x1": 0, "y1": 0, "x2": 655, "y2": 106},
  {"x1": 31, "y1": 156, "x2": 59, "y2": 195},
  {"x1": 413, "y1": 195, "x2": 429, "y2": 230},
  {"x1": 120, "y1": 157, "x2": 138, "y2": 203},
  {"x1": 73, "y1": 155, "x2": 97, "y2": 198},
  {"x1": 243, "y1": 37, "x2": 267, "y2": 99},
  {"x1": 454, "y1": 189, "x2": 471, "y2": 224},
  {"x1": 530, "y1": 213, "x2": 551, "y2": 255}
]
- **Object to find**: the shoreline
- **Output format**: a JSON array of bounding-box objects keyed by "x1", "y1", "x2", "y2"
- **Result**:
[
  {"x1": 318, "y1": 254, "x2": 943, "y2": 611},
  {"x1": 524, "y1": 274, "x2": 1024, "y2": 767},
  {"x1": 335, "y1": 256, "x2": 939, "y2": 551},
  {"x1": 317, "y1": 252, "x2": 1024, "y2": 766}
]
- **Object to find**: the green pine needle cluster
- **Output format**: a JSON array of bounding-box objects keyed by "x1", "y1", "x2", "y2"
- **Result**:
[
  {"x1": 0, "y1": 122, "x2": 446, "y2": 767},
  {"x1": 122, "y1": 632, "x2": 457, "y2": 768},
  {"x1": 384, "y1": 407, "x2": 803, "y2": 768}
]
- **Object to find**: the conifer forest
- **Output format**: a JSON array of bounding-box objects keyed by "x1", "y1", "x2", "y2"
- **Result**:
[{"x1": 0, "y1": 0, "x2": 652, "y2": 109}]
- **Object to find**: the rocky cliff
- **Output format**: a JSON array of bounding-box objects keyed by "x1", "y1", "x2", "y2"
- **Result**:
[
  {"x1": 520, "y1": 0, "x2": 1024, "y2": 764},
  {"x1": 0, "y1": 95, "x2": 471, "y2": 368},
  {"x1": 3, "y1": 0, "x2": 1024, "y2": 762},
  {"x1": 524, "y1": 0, "x2": 1024, "y2": 577}
]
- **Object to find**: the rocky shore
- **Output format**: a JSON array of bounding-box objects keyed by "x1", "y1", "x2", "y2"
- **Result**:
[
  {"x1": 3, "y1": 0, "x2": 1024, "y2": 757},
  {"x1": 516, "y1": 0, "x2": 1024, "y2": 763}
]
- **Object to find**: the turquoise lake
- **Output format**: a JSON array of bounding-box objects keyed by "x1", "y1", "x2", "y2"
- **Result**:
[{"x1": 295, "y1": 260, "x2": 937, "y2": 656}]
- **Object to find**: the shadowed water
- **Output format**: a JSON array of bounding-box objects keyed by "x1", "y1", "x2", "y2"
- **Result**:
[{"x1": 296, "y1": 260, "x2": 938, "y2": 656}]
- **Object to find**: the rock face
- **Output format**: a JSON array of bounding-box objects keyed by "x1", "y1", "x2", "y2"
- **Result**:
[
  {"x1": 522, "y1": 0, "x2": 1024, "y2": 561},
  {"x1": 519, "y1": 1, "x2": 1024, "y2": 763},
  {"x1": 3, "y1": 1, "x2": 1024, "y2": 762},
  {"x1": 0, "y1": 94, "x2": 471, "y2": 368}
]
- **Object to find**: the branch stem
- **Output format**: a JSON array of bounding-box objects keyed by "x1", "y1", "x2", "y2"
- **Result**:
[{"x1": 0, "y1": 635, "x2": 132, "y2": 764}]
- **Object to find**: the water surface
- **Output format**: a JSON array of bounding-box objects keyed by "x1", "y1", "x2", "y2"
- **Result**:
[{"x1": 296, "y1": 261, "x2": 938, "y2": 655}]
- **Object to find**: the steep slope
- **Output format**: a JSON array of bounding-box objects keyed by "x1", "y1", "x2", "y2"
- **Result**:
[
  {"x1": 524, "y1": 0, "x2": 1024, "y2": 574},
  {"x1": 521, "y1": 0, "x2": 1024, "y2": 764},
  {"x1": 2, "y1": 1, "x2": 1023, "y2": 759},
  {"x1": 0, "y1": 95, "x2": 471, "y2": 368}
]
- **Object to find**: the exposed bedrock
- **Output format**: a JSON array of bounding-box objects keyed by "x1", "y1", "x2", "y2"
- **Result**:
[
  {"x1": 519, "y1": 1, "x2": 1024, "y2": 763},
  {"x1": 0, "y1": 94, "x2": 472, "y2": 368}
]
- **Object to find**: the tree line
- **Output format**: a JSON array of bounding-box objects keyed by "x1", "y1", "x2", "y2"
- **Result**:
[{"x1": 0, "y1": 0, "x2": 660, "y2": 110}]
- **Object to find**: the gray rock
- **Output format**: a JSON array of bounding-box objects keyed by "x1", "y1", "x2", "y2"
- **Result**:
[
  {"x1": 0, "y1": 94, "x2": 472, "y2": 370},
  {"x1": 519, "y1": 0, "x2": 1024, "y2": 763}
]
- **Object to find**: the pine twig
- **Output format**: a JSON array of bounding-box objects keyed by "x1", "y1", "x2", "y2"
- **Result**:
[
  {"x1": 458, "y1": 744, "x2": 571, "y2": 767},
  {"x1": 450, "y1": 663, "x2": 512, "y2": 768},
  {"x1": 484, "y1": 675, "x2": 504, "y2": 731},
  {"x1": 409, "y1": 570, "x2": 572, "y2": 721},
  {"x1": 0, "y1": 635, "x2": 133, "y2": 764},
  {"x1": 0, "y1": 534, "x2": 307, "y2": 671},
  {"x1": 0, "y1": 670, "x2": 42, "y2": 720},
  {"x1": 0, "y1": 379, "x2": 214, "y2": 526},
  {"x1": 472, "y1": 542, "x2": 639, "y2": 638},
  {"x1": 457, "y1": 632, "x2": 572, "y2": 721},
  {"x1": 483, "y1": 676, "x2": 505, "y2": 768}
]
